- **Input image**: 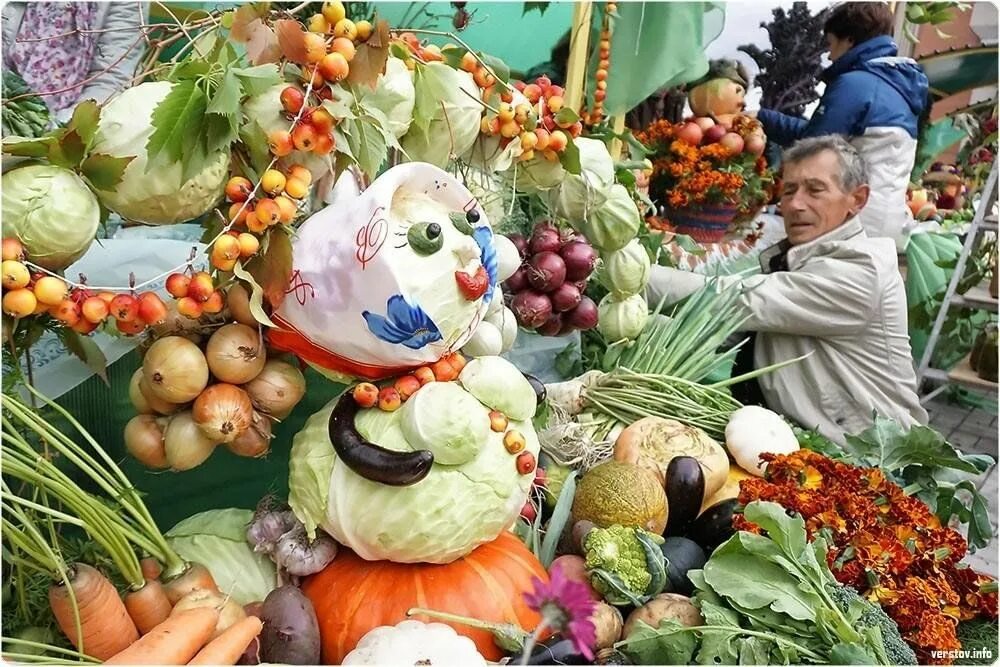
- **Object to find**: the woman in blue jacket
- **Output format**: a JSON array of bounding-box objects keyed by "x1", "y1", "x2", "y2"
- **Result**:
[{"x1": 758, "y1": 2, "x2": 929, "y2": 251}]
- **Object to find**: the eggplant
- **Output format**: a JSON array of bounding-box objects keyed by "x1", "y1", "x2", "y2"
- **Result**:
[
  {"x1": 327, "y1": 392, "x2": 433, "y2": 486},
  {"x1": 687, "y1": 498, "x2": 738, "y2": 552},
  {"x1": 663, "y1": 456, "x2": 704, "y2": 537},
  {"x1": 508, "y1": 637, "x2": 590, "y2": 665},
  {"x1": 524, "y1": 373, "x2": 547, "y2": 406},
  {"x1": 660, "y1": 537, "x2": 707, "y2": 596}
]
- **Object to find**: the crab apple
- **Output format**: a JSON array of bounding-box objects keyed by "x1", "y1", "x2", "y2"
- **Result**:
[
  {"x1": 307, "y1": 13, "x2": 329, "y2": 33},
  {"x1": 303, "y1": 32, "x2": 327, "y2": 64},
  {"x1": 548, "y1": 130, "x2": 568, "y2": 152},
  {"x1": 254, "y1": 198, "x2": 281, "y2": 227},
  {"x1": 229, "y1": 202, "x2": 250, "y2": 226},
  {"x1": 97, "y1": 291, "x2": 116, "y2": 305},
  {"x1": 536, "y1": 74, "x2": 552, "y2": 90},
  {"x1": 212, "y1": 235, "x2": 241, "y2": 262},
  {"x1": 201, "y1": 290, "x2": 225, "y2": 314},
  {"x1": 301, "y1": 64, "x2": 325, "y2": 89},
  {"x1": 267, "y1": 130, "x2": 294, "y2": 157},
  {"x1": 532, "y1": 128, "x2": 551, "y2": 151},
  {"x1": 393, "y1": 375, "x2": 421, "y2": 401},
  {"x1": 176, "y1": 296, "x2": 203, "y2": 319},
  {"x1": 109, "y1": 293, "x2": 139, "y2": 322},
  {"x1": 309, "y1": 107, "x2": 335, "y2": 134},
  {"x1": 473, "y1": 67, "x2": 495, "y2": 89},
  {"x1": 378, "y1": 387, "x2": 402, "y2": 411},
  {"x1": 187, "y1": 272, "x2": 214, "y2": 303},
  {"x1": 50, "y1": 299, "x2": 81, "y2": 325},
  {"x1": 594, "y1": 89, "x2": 607, "y2": 103},
  {"x1": 2, "y1": 238, "x2": 24, "y2": 261},
  {"x1": 352, "y1": 382, "x2": 378, "y2": 408},
  {"x1": 283, "y1": 176, "x2": 310, "y2": 200},
  {"x1": 116, "y1": 317, "x2": 146, "y2": 335},
  {"x1": 165, "y1": 273, "x2": 190, "y2": 298},
  {"x1": 280, "y1": 86, "x2": 305, "y2": 114},
  {"x1": 413, "y1": 366, "x2": 435, "y2": 385},
  {"x1": 260, "y1": 169, "x2": 287, "y2": 196},
  {"x1": 546, "y1": 95, "x2": 564, "y2": 113},
  {"x1": 274, "y1": 195, "x2": 298, "y2": 223},
  {"x1": 80, "y1": 296, "x2": 110, "y2": 324},
  {"x1": 522, "y1": 83, "x2": 542, "y2": 103},
  {"x1": 237, "y1": 233, "x2": 260, "y2": 258},
  {"x1": 225, "y1": 176, "x2": 254, "y2": 202},
  {"x1": 322, "y1": 0, "x2": 346, "y2": 24},
  {"x1": 137, "y1": 292, "x2": 168, "y2": 326},
  {"x1": 500, "y1": 120, "x2": 520, "y2": 139},
  {"x1": 291, "y1": 124, "x2": 318, "y2": 152},
  {"x1": 287, "y1": 165, "x2": 312, "y2": 186},
  {"x1": 246, "y1": 214, "x2": 269, "y2": 234},
  {"x1": 596, "y1": 69, "x2": 608, "y2": 82},
  {"x1": 520, "y1": 131, "x2": 538, "y2": 151},
  {"x1": 333, "y1": 18, "x2": 357, "y2": 41},
  {"x1": 355, "y1": 19, "x2": 373, "y2": 41},
  {"x1": 547, "y1": 84, "x2": 565, "y2": 98},
  {"x1": 314, "y1": 132, "x2": 335, "y2": 155},
  {"x1": 516, "y1": 450, "x2": 536, "y2": 475},
  {"x1": 2, "y1": 288, "x2": 36, "y2": 317},
  {"x1": 500, "y1": 89, "x2": 514, "y2": 104},
  {"x1": 1, "y1": 259, "x2": 30, "y2": 290},
  {"x1": 541, "y1": 115, "x2": 557, "y2": 132},
  {"x1": 489, "y1": 410, "x2": 509, "y2": 432},
  {"x1": 71, "y1": 317, "x2": 98, "y2": 335},
  {"x1": 33, "y1": 276, "x2": 68, "y2": 306},
  {"x1": 497, "y1": 103, "x2": 515, "y2": 123},
  {"x1": 569, "y1": 121, "x2": 583, "y2": 138},
  {"x1": 460, "y1": 51, "x2": 477, "y2": 73},
  {"x1": 519, "y1": 149, "x2": 535, "y2": 162},
  {"x1": 318, "y1": 52, "x2": 350, "y2": 83}
]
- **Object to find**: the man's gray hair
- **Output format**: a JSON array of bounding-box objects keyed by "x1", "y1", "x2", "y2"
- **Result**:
[{"x1": 782, "y1": 135, "x2": 870, "y2": 191}]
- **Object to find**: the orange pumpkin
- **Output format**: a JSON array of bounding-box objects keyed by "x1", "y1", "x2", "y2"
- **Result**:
[{"x1": 302, "y1": 531, "x2": 548, "y2": 663}]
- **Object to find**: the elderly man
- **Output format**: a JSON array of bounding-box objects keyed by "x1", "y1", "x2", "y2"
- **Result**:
[{"x1": 648, "y1": 135, "x2": 928, "y2": 442}]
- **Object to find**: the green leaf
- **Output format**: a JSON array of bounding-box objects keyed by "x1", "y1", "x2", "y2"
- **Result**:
[
  {"x1": 231, "y1": 64, "x2": 282, "y2": 96},
  {"x1": 1, "y1": 136, "x2": 53, "y2": 157},
  {"x1": 479, "y1": 53, "x2": 510, "y2": 84},
  {"x1": 243, "y1": 228, "x2": 293, "y2": 311},
  {"x1": 389, "y1": 42, "x2": 411, "y2": 60},
  {"x1": 57, "y1": 329, "x2": 108, "y2": 385},
  {"x1": 80, "y1": 153, "x2": 135, "y2": 191},
  {"x1": 232, "y1": 261, "x2": 278, "y2": 327},
  {"x1": 560, "y1": 135, "x2": 582, "y2": 175},
  {"x1": 48, "y1": 128, "x2": 87, "y2": 169},
  {"x1": 207, "y1": 70, "x2": 242, "y2": 116},
  {"x1": 323, "y1": 91, "x2": 357, "y2": 121},
  {"x1": 66, "y1": 100, "x2": 100, "y2": 148},
  {"x1": 203, "y1": 112, "x2": 239, "y2": 155},
  {"x1": 344, "y1": 114, "x2": 388, "y2": 179},
  {"x1": 702, "y1": 547, "x2": 822, "y2": 621},
  {"x1": 146, "y1": 80, "x2": 208, "y2": 166},
  {"x1": 616, "y1": 619, "x2": 698, "y2": 665},
  {"x1": 554, "y1": 107, "x2": 580, "y2": 127},
  {"x1": 830, "y1": 642, "x2": 879, "y2": 664},
  {"x1": 239, "y1": 120, "x2": 272, "y2": 176},
  {"x1": 333, "y1": 124, "x2": 355, "y2": 162},
  {"x1": 522, "y1": 2, "x2": 550, "y2": 16},
  {"x1": 411, "y1": 64, "x2": 451, "y2": 133},
  {"x1": 742, "y1": 501, "x2": 808, "y2": 560},
  {"x1": 843, "y1": 416, "x2": 987, "y2": 474},
  {"x1": 539, "y1": 471, "x2": 577, "y2": 568},
  {"x1": 170, "y1": 59, "x2": 212, "y2": 82}
]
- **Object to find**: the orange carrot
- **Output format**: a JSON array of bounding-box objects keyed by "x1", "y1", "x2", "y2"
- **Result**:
[
  {"x1": 48, "y1": 563, "x2": 140, "y2": 661},
  {"x1": 187, "y1": 615, "x2": 264, "y2": 665},
  {"x1": 163, "y1": 562, "x2": 218, "y2": 604},
  {"x1": 124, "y1": 578, "x2": 173, "y2": 635},
  {"x1": 104, "y1": 607, "x2": 219, "y2": 665},
  {"x1": 140, "y1": 557, "x2": 162, "y2": 581}
]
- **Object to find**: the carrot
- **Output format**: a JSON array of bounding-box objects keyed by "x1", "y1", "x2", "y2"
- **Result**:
[
  {"x1": 163, "y1": 562, "x2": 218, "y2": 604},
  {"x1": 187, "y1": 615, "x2": 264, "y2": 665},
  {"x1": 124, "y1": 578, "x2": 173, "y2": 635},
  {"x1": 104, "y1": 607, "x2": 219, "y2": 665},
  {"x1": 140, "y1": 557, "x2": 162, "y2": 580},
  {"x1": 48, "y1": 562, "x2": 139, "y2": 660}
]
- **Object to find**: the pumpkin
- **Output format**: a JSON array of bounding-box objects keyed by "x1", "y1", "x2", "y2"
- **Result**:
[{"x1": 301, "y1": 532, "x2": 547, "y2": 662}]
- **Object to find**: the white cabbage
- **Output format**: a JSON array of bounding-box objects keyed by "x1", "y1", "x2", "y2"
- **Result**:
[
  {"x1": 401, "y1": 63, "x2": 481, "y2": 168},
  {"x1": 547, "y1": 137, "x2": 615, "y2": 223},
  {"x1": 597, "y1": 293, "x2": 649, "y2": 342}
]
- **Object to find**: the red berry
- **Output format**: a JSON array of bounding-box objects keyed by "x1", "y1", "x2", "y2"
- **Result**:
[
  {"x1": 352, "y1": 382, "x2": 379, "y2": 408},
  {"x1": 109, "y1": 294, "x2": 139, "y2": 322},
  {"x1": 516, "y1": 450, "x2": 536, "y2": 475}
]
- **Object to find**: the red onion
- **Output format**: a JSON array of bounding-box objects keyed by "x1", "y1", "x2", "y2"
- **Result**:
[
  {"x1": 550, "y1": 282, "x2": 582, "y2": 312},
  {"x1": 558, "y1": 320, "x2": 577, "y2": 336},
  {"x1": 529, "y1": 227, "x2": 561, "y2": 255},
  {"x1": 507, "y1": 233, "x2": 528, "y2": 258},
  {"x1": 527, "y1": 251, "x2": 567, "y2": 293},
  {"x1": 560, "y1": 241, "x2": 599, "y2": 281},
  {"x1": 566, "y1": 296, "x2": 599, "y2": 330},
  {"x1": 512, "y1": 291, "x2": 553, "y2": 329},
  {"x1": 504, "y1": 266, "x2": 529, "y2": 292},
  {"x1": 572, "y1": 279, "x2": 588, "y2": 293},
  {"x1": 537, "y1": 312, "x2": 564, "y2": 336},
  {"x1": 559, "y1": 228, "x2": 580, "y2": 247}
]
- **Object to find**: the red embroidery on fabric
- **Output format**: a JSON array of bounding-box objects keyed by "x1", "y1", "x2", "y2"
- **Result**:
[{"x1": 356, "y1": 206, "x2": 388, "y2": 269}]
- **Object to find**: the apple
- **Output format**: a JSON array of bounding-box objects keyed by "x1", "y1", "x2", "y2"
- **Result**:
[
  {"x1": 693, "y1": 116, "x2": 716, "y2": 131},
  {"x1": 676, "y1": 121, "x2": 704, "y2": 146},
  {"x1": 745, "y1": 134, "x2": 766, "y2": 156},
  {"x1": 719, "y1": 132, "x2": 745, "y2": 155},
  {"x1": 703, "y1": 124, "x2": 727, "y2": 144}
]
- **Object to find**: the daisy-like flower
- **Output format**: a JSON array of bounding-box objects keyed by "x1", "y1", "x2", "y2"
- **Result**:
[{"x1": 523, "y1": 564, "x2": 598, "y2": 661}]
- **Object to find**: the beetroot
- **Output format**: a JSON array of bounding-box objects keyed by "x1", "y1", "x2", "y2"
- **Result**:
[
  {"x1": 550, "y1": 282, "x2": 582, "y2": 312},
  {"x1": 504, "y1": 266, "x2": 529, "y2": 292},
  {"x1": 566, "y1": 296, "x2": 599, "y2": 330},
  {"x1": 527, "y1": 251, "x2": 567, "y2": 293},
  {"x1": 560, "y1": 241, "x2": 599, "y2": 281},
  {"x1": 512, "y1": 291, "x2": 553, "y2": 329}
]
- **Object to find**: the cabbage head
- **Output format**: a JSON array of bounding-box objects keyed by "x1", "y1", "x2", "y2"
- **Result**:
[
  {"x1": 597, "y1": 293, "x2": 649, "y2": 342},
  {"x1": 91, "y1": 81, "x2": 229, "y2": 225},
  {"x1": 515, "y1": 154, "x2": 566, "y2": 193},
  {"x1": 602, "y1": 238, "x2": 651, "y2": 296},
  {"x1": 546, "y1": 138, "x2": 615, "y2": 223},
  {"x1": 166, "y1": 508, "x2": 277, "y2": 605},
  {"x1": 288, "y1": 357, "x2": 539, "y2": 564},
  {"x1": 1, "y1": 164, "x2": 100, "y2": 270},
  {"x1": 575, "y1": 183, "x2": 641, "y2": 252},
  {"x1": 356, "y1": 56, "x2": 415, "y2": 139},
  {"x1": 401, "y1": 63, "x2": 481, "y2": 168}
]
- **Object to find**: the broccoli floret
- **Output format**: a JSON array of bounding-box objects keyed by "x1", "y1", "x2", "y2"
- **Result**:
[
  {"x1": 584, "y1": 525, "x2": 666, "y2": 606},
  {"x1": 827, "y1": 583, "x2": 917, "y2": 665}
]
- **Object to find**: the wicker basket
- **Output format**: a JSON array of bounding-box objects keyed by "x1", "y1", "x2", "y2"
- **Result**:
[{"x1": 665, "y1": 203, "x2": 740, "y2": 243}]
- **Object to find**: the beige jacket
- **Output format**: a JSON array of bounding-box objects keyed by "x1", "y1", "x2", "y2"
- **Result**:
[{"x1": 647, "y1": 218, "x2": 928, "y2": 443}]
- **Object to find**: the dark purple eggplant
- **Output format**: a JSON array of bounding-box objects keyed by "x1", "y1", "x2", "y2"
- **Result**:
[
  {"x1": 688, "y1": 498, "x2": 738, "y2": 552},
  {"x1": 524, "y1": 373, "x2": 547, "y2": 406},
  {"x1": 663, "y1": 456, "x2": 705, "y2": 537},
  {"x1": 660, "y1": 537, "x2": 707, "y2": 596},
  {"x1": 508, "y1": 637, "x2": 590, "y2": 665},
  {"x1": 327, "y1": 391, "x2": 433, "y2": 486}
]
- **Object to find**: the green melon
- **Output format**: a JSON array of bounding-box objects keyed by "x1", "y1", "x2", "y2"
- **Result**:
[{"x1": 572, "y1": 461, "x2": 669, "y2": 534}]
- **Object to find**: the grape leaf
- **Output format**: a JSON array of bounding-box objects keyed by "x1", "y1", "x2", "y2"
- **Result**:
[
  {"x1": 146, "y1": 80, "x2": 207, "y2": 166},
  {"x1": 560, "y1": 134, "x2": 582, "y2": 175},
  {"x1": 363, "y1": 105, "x2": 403, "y2": 153},
  {"x1": 244, "y1": 228, "x2": 293, "y2": 311},
  {"x1": 411, "y1": 63, "x2": 451, "y2": 133},
  {"x1": 344, "y1": 113, "x2": 387, "y2": 179},
  {"x1": 246, "y1": 20, "x2": 281, "y2": 65},
  {"x1": 333, "y1": 124, "x2": 354, "y2": 161},
  {"x1": 207, "y1": 69, "x2": 241, "y2": 116},
  {"x1": 80, "y1": 153, "x2": 135, "y2": 191},
  {"x1": 231, "y1": 64, "x2": 282, "y2": 96},
  {"x1": 275, "y1": 19, "x2": 309, "y2": 65},
  {"x1": 58, "y1": 328, "x2": 108, "y2": 385},
  {"x1": 346, "y1": 19, "x2": 390, "y2": 89},
  {"x1": 480, "y1": 53, "x2": 510, "y2": 84},
  {"x1": 48, "y1": 128, "x2": 87, "y2": 169},
  {"x1": 66, "y1": 99, "x2": 100, "y2": 148},
  {"x1": 203, "y1": 112, "x2": 239, "y2": 155}
]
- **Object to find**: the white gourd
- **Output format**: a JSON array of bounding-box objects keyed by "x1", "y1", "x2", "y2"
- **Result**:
[
  {"x1": 342, "y1": 620, "x2": 488, "y2": 665},
  {"x1": 725, "y1": 406, "x2": 800, "y2": 476}
]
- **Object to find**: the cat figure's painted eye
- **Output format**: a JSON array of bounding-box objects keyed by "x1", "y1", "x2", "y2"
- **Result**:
[{"x1": 408, "y1": 222, "x2": 444, "y2": 255}]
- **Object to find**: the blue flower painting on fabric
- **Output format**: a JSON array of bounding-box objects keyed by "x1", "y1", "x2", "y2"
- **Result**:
[
  {"x1": 362, "y1": 294, "x2": 442, "y2": 349},
  {"x1": 472, "y1": 225, "x2": 498, "y2": 303}
]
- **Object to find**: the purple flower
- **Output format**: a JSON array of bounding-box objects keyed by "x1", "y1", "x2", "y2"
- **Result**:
[{"x1": 523, "y1": 563, "x2": 598, "y2": 660}]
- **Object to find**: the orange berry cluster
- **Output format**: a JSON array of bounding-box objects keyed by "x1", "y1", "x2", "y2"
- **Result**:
[
  {"x1": 307, "y1": 2, "x2": 373, "y2": 43},
  {"x1": 351, "y1": 353, "x2": 467, "y2": 412},
  {"x1": 224, "y1": 165, "x2": 312, "y2": 236},
  {"x1": 268, "y1": 87, "x2": 336, "y2": 157},
  {"x1": 1, "y1": 238, "x2": 167, "y2": 336},
  {"x1": 164, "y1": 271, "x2": 225, "y2": 320},
  {"x1": 392, "y1": 31, "x2": 445, "y2": 69},
  {"x1": 587, "y1": 1, "x2": 615, "y2": 124},
  {"x1": 508, "y1": 75, "x2": 582, "y2": 162}
]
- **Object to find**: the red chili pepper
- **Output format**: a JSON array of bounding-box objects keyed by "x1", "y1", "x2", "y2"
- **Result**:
[{"x1": 455, "y1": 266, "x2": 489, "y2": 301}]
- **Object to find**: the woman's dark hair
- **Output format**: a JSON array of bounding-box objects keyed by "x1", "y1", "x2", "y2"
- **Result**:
[{"x1": 823, "y1": 2, "x2": 894, "y2": 44}]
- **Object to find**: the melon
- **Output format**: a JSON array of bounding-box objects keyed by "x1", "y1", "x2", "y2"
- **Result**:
[{"x1": 571, "y1": 461, "x2": 668, "y2": 534}]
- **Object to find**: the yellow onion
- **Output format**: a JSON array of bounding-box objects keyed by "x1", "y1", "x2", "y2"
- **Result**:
[
  {"x1": 124, "y1": 414, "x2": 168, "y2": 469},
  {"x1": 149, "y1": 300, "x2": 205, "y2": 344},
  {"x1": 192, "y1": 383, "x2": 254, "y2": 443},
  {"x1": 243, "y1": 360, "x2": 306, "y2": 418},
  {"x1": 129, "y1": 368, "x2": 181, "y2": 415},
  {"x1": 225, "y1": 283, "x2": 258, "y2": 328},
  {"x1": 164, "y1": 411, "x2": 217, "y2": 471},
  {"x1": 205, "y1": 323, "x2": 266, "y2": 384},
  {"x1": 226, "y1": 411, "x2": 272, "y2": 458},
  {"x1": 143, "y1": 336, "x2": 209, "y2": 404}
]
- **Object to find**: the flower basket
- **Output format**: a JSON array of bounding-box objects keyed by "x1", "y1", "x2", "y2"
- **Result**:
[{"x1": 664, "y1": 203, "x2": 740, "y2": 243}]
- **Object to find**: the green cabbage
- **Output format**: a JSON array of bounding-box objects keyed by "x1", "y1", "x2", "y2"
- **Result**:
[
  {"x1": 91, "y1": 81, "x2": 229, "y2": 225},
  {"x1": 603, "y1": 238, "x2": 651, "y2": 296},
  {"x1": 401, "y1": 382, "x2": 491, "y2": 465},
  {"x1": 401, "y1": 63, "x2": 482, "y2": 168},
  {"x1": 356, "y1": 57, "x2": 416, "y2": 139},
  {"x1": 597, "y1": 293, "x2": 649, "y2": 342},
  {"x1": 547, "y1": 138, "x2": 615, "y2": 222},
  {"x1": 459, "y1": 356, "x2": 536, "y2": 420},
  {"x1": 1, "y1": 164, "x2": 99, "y2": 270},
  {"x1": 516, "y1": 154, "x2": 565, "y2": 192},
  {"x1": 165, "y1": 508, "x2": 277, "y2": 605},
  {"x1": 575, "y1": 184, "x2": 641, "y2": 252}
]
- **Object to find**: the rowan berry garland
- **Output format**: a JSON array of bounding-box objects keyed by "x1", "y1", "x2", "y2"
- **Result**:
[{"x1": 588, "y1": 2, "x2": 615, "y2": 124}]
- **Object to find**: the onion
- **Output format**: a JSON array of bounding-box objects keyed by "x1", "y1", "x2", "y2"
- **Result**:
[
  {"x1": 537, "y1": 312, "x2": 564, "y2": 336},
  {"x1": 529, "y1": 226, "x2": 561, "y2": 255},
  {"x1": 243, "y1": 360, "x2": 306, "y2": 418},
  {"x1": 149, "y1": 300, "x2": 204, "y2": 344},
  {"x1": 507, "y1": 233, "x2": 528, "y2": 258},
  {"x1": 572, "y1": 279, "x2": 588, "y2": 293},
  {"x1": 550, "y1": 282, "x2": 582, "y2": 312},
  {"x1": 137, "y1": 374, "x2": 183, "y2": 415},
  {"x1": 511, "y1": 290, "x2": 553, "y2": 329},
  {"x1": 226, "y1": 412, "x2": 272, "y2": 458},
  {"x1": 504, "y1": 266, "x2": 529, "y2": 292},
  {"x1": 527, "y1": 251, "x2": 567, "y2": 293},
  {"x1": 567, "y1": 296, "x2": 599, "y2": 330},
  {"x1": 124, "y1": 415, "x2": 168, "y2": 469},
  {"x1": 192, "y1": 383, "x2": 254, "y2": 443},
  {"x1": 226, "y1": 283, "x2": 258, "y2": 328},
  {"x1": 142, "y1": 336, "x2": 209, "y2": 404},
  {"x1": 164, "y1": 411, "x2": 218, "y2": 471},
  {"x1": 205, "y1": 323, "x2": 266, "y2": 384},
  {"x1": 560, "y1": 241, "x2": 599, "y2": 281}
]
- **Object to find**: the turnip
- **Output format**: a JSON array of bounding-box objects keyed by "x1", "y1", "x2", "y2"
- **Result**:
[{"x1": 260, "y1": 585, "x2": 321, "y2": 665}]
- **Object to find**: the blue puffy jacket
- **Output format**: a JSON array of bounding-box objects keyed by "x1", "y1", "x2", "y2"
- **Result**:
[{"x1": 759, "y1": 36, "x2": 929, "y2": 249}]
